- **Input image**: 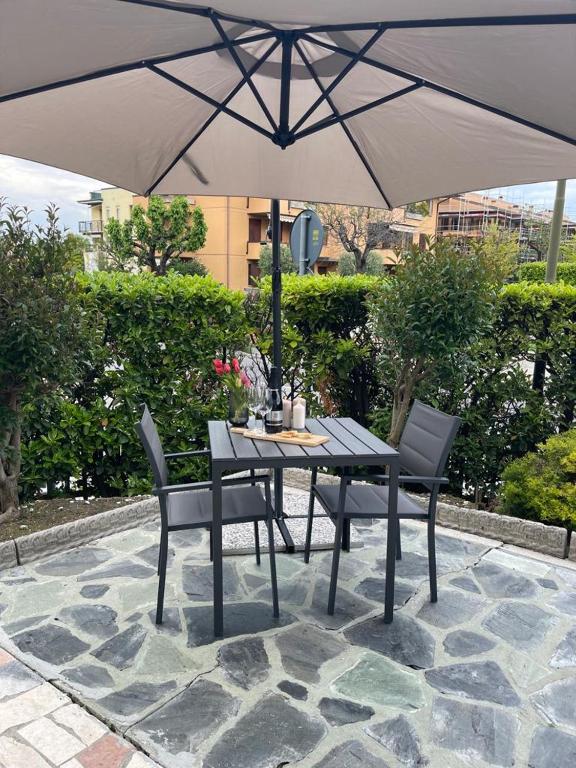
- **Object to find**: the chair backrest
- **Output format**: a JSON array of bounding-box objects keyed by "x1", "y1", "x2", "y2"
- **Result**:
[
  {"x1": 135, "y1": 404, "x2": 168, "y2": 488},
  {"x1": 399, "y1": 400, "x2": 461, "y2": 488}
]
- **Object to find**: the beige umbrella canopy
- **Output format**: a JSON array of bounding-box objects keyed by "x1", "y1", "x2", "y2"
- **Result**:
[{"x1": 1, "y1": 0, "x2": 576, "y2": 209}]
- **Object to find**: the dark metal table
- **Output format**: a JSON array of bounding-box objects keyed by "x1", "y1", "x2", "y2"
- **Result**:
[{"x1": 208, "y1": 417, "x2": 400, "y2": 638}]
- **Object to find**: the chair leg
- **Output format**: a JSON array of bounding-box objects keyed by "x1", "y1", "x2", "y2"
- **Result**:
[
  {"x1": 342, "y1": 518, "x2": 351, "y2": 552},
  {"x1": 304, "y1": 468, "x2": 317, "y2": 564},
  {"x1": 209, "y1": 527, "x2": 213, "y2": 562},
  {"x1": 396, "y1": 520, "x2": 402, "y2": 560},
  {"x1": 157, "y1": 528, "x2": 166, "y2": 575},
  {"x1": 254, "y1": 521, "x2": 261, "y2": 566},
  {"x1": 327, "y1": 513, "x2": 344, "y2": 615},
  {"x1": 155, "y1": 529, "x2": 168, "y2": 625},
  {"x1": 266, "y1": 508, "x2": 280, "y2": 619},
  {"x1": 428, "y1": 515, "x2": 437, "y2": 603}
]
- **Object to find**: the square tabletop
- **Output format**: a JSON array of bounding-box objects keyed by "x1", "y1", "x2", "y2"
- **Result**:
[{"x1": 208, "y1": 416, "x2": 398, "y2": 471}]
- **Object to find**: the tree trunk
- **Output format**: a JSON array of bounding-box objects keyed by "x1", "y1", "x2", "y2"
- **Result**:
[
  {"x1": 0, "y1": 473, "x2": 20, "y2": 523},
  {"x1": 388, "y1": 379, "x2": 414, "y2": 447},
  {"x1": 0, "y1": 391, "x2": 22, "y2": 523}
]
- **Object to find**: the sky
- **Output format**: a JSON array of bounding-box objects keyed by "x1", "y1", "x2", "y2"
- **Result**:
[{"x1": 1, "y1": 154, "x2": 576, "y2": 233}]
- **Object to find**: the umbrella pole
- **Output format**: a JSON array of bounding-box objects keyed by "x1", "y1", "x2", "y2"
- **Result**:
[{"x1": 270, "y1": 198, "x2": 295, "y2": 552}]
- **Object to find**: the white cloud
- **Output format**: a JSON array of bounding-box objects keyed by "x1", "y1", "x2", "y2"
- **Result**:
[{"x1": 0, "y1": 155, "x2": 105, "y2": 232}]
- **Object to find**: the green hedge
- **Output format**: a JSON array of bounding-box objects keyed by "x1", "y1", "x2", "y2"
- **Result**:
[
  {"x1": 21, "y1": 272, "x2": 248, "y2": 497},
  {"x1": 516, "y1": 261, "x2": 576, "y2": 285},
  {"x1": 501, "y1": 429, "x2": 576, "y2": 528}
]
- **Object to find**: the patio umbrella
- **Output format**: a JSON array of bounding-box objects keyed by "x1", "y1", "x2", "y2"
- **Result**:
[{"x1": 2, "y1": 1, "x2": 576, "y2": 537}]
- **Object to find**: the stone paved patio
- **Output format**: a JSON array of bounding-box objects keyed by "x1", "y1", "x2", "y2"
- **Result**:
[{"x1": 1, "y1": 486, "x2": 576, "y2": 768}]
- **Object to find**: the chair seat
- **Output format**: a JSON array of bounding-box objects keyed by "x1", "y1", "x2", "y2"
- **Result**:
[
  {"x1": 313, "y1": 483, "x2": 427, "y2": 520},
  {"x1": 167, "y1": 485, "x2": 268, "y2": 530}
]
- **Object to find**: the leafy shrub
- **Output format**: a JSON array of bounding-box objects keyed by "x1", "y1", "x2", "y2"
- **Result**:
[
  {"x1": 516, "y1": 261, "x2": 576, "y2": 285},
  {"x1": 500, "y1": 429, "x2": 576, "y2": 528},
  {"x1": 21, "y1": 272, "x2": 248, "y2": 498},
  {"x1": 169, "y1": 257, "x2": 208, "y2": 277},
  {"x1": 258, "y1": 244, "x2": 296, "y2": 275}
]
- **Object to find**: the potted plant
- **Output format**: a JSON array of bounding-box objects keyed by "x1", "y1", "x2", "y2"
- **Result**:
[{"x1": 213, "y1": 357, "x2": 251, "y2": 427}]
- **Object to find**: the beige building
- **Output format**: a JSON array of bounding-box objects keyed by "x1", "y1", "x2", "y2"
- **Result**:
[{"x1": 78, "y1": 188, "x2": 436, "y2": 289}]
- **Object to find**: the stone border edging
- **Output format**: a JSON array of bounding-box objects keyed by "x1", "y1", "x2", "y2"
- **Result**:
[
  {"x1": 0, "y1": 468, "x2": 571, "y2": 571},
  {"x1": 1, "y1": 497, "x2": 159, "y2": 570}
]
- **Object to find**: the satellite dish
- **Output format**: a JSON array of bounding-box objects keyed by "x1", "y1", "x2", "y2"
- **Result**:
[{"x1": 290, "y1": 209, "x2": 324, "y2": 274}]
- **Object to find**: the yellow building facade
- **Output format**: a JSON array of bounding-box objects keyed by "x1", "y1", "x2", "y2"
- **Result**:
[{"x1": 78, "y1": 188, "x2": 436, "y2": 289}]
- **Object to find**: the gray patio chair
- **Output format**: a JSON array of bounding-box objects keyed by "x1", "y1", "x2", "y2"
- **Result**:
[
  {"x1": 136, "y1": 405, "x2": 278, "y2": 625},
  {"x1": 304, "y1": 400, "x2": 461, "y2": 614}
]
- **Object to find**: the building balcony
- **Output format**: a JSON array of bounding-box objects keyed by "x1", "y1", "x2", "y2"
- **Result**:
[{"x1": 79, "y1": 220, "x2": 103, "y2": 235}]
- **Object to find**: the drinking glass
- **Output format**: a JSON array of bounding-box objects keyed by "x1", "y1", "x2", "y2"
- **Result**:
[{"x1": 248, "y1": 385, "x2": 266, "y2": 434}]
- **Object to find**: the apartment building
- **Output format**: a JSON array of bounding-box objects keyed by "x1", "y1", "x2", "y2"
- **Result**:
[{"x1": 78, "y1": 188, "x2": 436, "y2": 289}]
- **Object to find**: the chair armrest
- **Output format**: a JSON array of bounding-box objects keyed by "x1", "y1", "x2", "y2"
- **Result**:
[
  {"x1": 153, "y1": 474, "x2": 270, "y2": 496},
  {"x1": 367, "y1": 474, "x2": 449, "y2": 485},
  {"x1": 164, "y1": 449, "x2": 211, "y2": 459}
]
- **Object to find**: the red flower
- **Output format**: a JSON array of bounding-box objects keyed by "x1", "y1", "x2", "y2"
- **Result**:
[
  {"x1": 240, "y1": 372, "x2": 251, "y2": 387},
  {"x1": 232, "y1": 357, "x2": 240, "y2": 373},
  {"x1": 223, "y1": 363, "x2": 231, "y2": 374},
  {"x1": 213, "y1": 359, "x2": 224, "y2": 375}
]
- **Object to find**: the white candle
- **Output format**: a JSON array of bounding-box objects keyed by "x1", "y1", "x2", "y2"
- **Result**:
[
  {"x1": 292, "y1": 398, "x2": 306, "y2": 429},
  {"x1": 282, "y1": 399, "x2": 292, "y2": 428}
]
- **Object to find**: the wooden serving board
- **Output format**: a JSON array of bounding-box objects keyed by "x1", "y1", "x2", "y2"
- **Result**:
[{"x1": 230, "y1": 427, "x2": 329, "y2": 447}]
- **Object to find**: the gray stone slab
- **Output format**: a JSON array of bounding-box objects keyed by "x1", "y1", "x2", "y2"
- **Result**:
[
  {"x1": 3, "y1": 614, "x2": 50, "y2": 635},
  {"x1": 12, "y1": 623, "x2": 90, "y2": 666},
  {"x1": 344, "y1": 614, "x2": 435, "y2": 669},
  {"x1": 473, "y1": 562, "x2": 537, "y2": 599},
  {"x1": 277, "y1": 624, "x2": 346, "y2": 683},
  {"x1": 91, "y1": 623, "x2": 146, "y2": 669},
  {"x1": 255, "y1": 577, "x2": 309, "y2": 607},
  {"x1": 62, "y1": 664, "x2": 115, "y2": 689},
  {"x1": 58, "y1": 604, "x2": 118, "y2": 639},
  {"x1": 278, "y1": 679, "x2": 308, "y2": 700},
  {"x1": 416, "y1": 588, "x2": 487, "y2": 629},
  {"x1": 443, "y1": 630, "x2": 496, "y2": 658},
  {"x1": 136, "y1": 544, "x2": 174, "y2": 568},
  {"x1": 531, "y1": 677, "x2": 576, "y2": 730},
  {"x1": 547, "y1": 591, "x2": 576, "y2": 616},
  {"x1": 536, "y1": 578, "x2": 558, "y2": 590},
  {"x1": 98, "y1": 680, "x2": 177, "y2": 718},
  {"x1": 355, "y1": 577, "x2": 417, "y2": 608},
  {"x1": 183, "y1": 602, "x2": 295, "y2": 647},
  {"x1": 311, "y1": 740, "x2": 390, "y2": 768},
  {"x1": 366, "y1": 715, "x2": 429, "y2": 767},
  {"x1": 218, "y1": 637, "x2": 269, "y2": 689},
  {"x1": 0, "y1": 540, "x2": 18, "y2": 571},
  {"x1": 482, "y1": 602, "x2": 557, "y2": 650},
  {"x1": 333, "y1": 653, "x2": 426, "y2": 710},
  {"x1": 528, "y1": 726, "x2": 576, "y2": 768},
  {"x1": 203, "y1": 692, "x2": 326, "y2": 768},
  {"x1": 77, "y1": 558, "x2": 155, "y2": 582},
  {"x1": 425, "y1": 661, "x2": 520, "y2": 707},
  {"x1": 305, "y1": 578, "x2": 374, "y2": 630},
  {"x1": 431, "y1": 696, "x2": 517, "y2": 767},
  {"x1": 147, "y1": 607, "x2": 181, "y2": 635},
  {"x1": 0, "y1": 660, "x2": 42, "y2": 700},
  {"x1": 34, "y1": 547, "x2": 112, "y2": 576},
  {"x1": 319, "y1": 697, "x2": 374, "y2": 726},
  {"x1": 80, "y1": 585, "x2": 110, "y2": 599},
  {"x1": 130, "y1": 679, "x2": 240, "y2": 756},
  {"x1": 449, "y1": 575, "x2": 481, "y2": 594},
  {"x1": 376, "y1": 552, "x2": 431, "y2": 581},
  {"x1": 182, "y1": 561, "x2": 243, "y2": 601},
  {"x1": 550, "y1": 627, "x2": 576, "y2": 668}
]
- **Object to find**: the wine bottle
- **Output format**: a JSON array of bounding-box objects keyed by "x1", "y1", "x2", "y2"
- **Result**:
[{"x1": 264, "y1": 388, "x2": 283, "y2": 434}]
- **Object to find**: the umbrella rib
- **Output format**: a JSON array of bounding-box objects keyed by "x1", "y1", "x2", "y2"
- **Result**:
[
  {"x1": 294, "y1": 40, "x2": 392, "y2": 209},
  {"x1": 145, "y1": 38, "x2": 281, "y2": 195},
  {"x1": 294, "y1": 83, "x2": 423, "y2": 141},
  {"x1": 147, "y1": 64, "x2": 275, "y2": 140},
  {"x1": 0, "y1": 32, "x2": 273, "y2": 105},
  {"x1": 290, "y1": 26, "x2": 386, "y2": 136},
  {"x1": 113, "y1": 1, "x2": 278, "y2": 31},
  {"x1": 210, "y1": 13, "x2": 279, "y2": 132},
  {"x1": 303, "y1": 35, "x2": 576, "y2": 151},
  {"x1": 300, "y1": 14, "x2": 576, "y2": 34}
]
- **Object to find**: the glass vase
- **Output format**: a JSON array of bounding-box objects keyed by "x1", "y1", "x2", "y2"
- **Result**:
[{"x1": 228, "y1": 388, "x2": 249, "y2": 427}]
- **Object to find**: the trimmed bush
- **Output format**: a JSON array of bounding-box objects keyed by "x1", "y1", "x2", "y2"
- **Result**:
[
  {"x1": 501, "y1": 429, "x2": 576, "y2": 528},
  {"x1": 516, "y1": 261, "x2": 576, "y2": 285}
]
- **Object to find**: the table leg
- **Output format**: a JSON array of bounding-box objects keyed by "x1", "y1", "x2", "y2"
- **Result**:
[
  {"x1": 274, "y1": 467, "x2": 295, "y2": 553},
  {"x1": 384, "y1": 459, "x2": 399, "y2": 623},
  {"x1": 212, "y1": 467, "x2": 223, "y2": 638}
]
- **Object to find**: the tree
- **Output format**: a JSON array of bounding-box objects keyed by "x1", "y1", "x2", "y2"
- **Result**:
[
  {"x1": 169, "y1": 257, "x2": 208, "y2": 277},
  {"x1": 337, "y1": 252, "x2": 356, "y2": 276},
  {"x1": 102, "y1": 195, "x2": 207, "y2": 275},
  {"x1": 372, "y1": 237, "x2": 510, "y2": 446},
  {"x1": 315, "y1": 204, "x2": 397, "y2": 273},
  {"x1": 0, "y1": 203, "x2": 89, "y2": 522},
  {"x1": 338, "y1": 250, "x2": 385, "y2": 276},
  {"x1": 63, "y1": 233, "x2": 89, "y2": 273},
  {"x1": 258, "y1": 244, "x2": 296, "y2": 276},
  {"x1": 560, "y1": 234, "x2": 576, "y2": 263}
]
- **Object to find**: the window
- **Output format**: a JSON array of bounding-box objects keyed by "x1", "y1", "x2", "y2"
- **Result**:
[
  {"x1": 248, "y1": 218, "x2": 262, "y2": 243},
  {"x1": 248, "y1": 261, "x2": 261, "y2": 285},
  {"x1": 105, "y1": 207, "x2": 110, "y2": 220}
]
